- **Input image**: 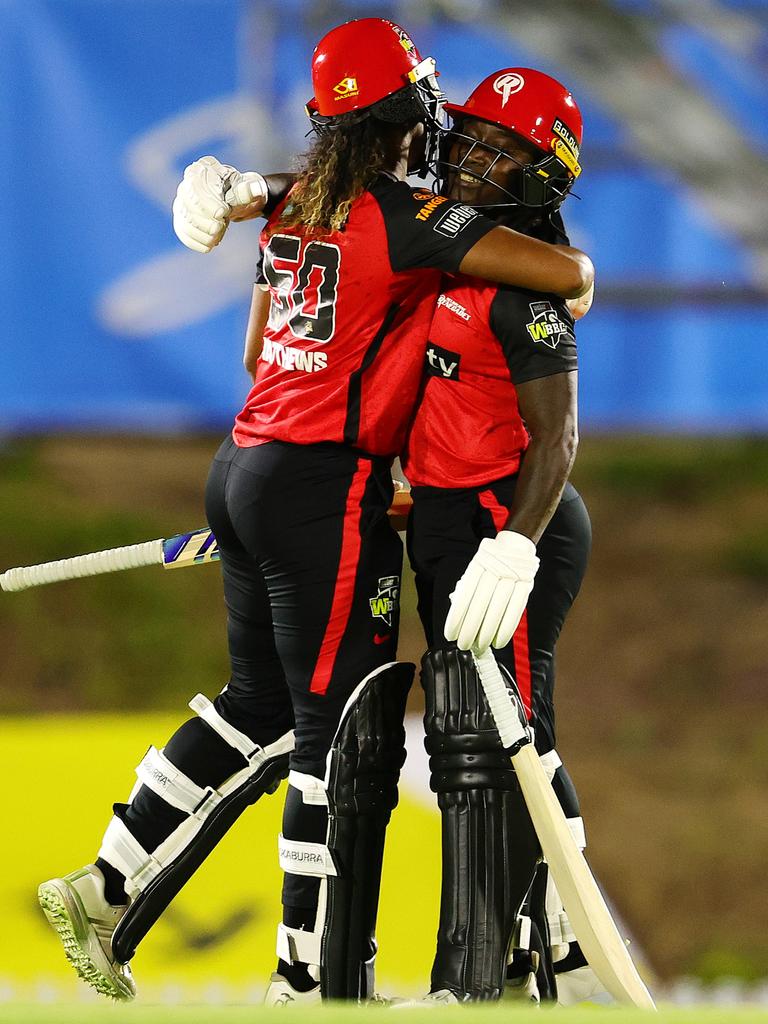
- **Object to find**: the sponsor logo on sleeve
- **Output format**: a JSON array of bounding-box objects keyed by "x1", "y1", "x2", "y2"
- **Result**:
[
  {"x1": 414, "y1": 193, "x2": 449, "y2": 221},
  {"x1": 369, "y1": 575, "x2": 400, "y2": 626},
  {"x1": 525, "y1": 301, "x2": 573, "y2": 349},
  {"x1": 425, "y1": 342, "x2": 461, "y2": 380},
  {"x1": 433, "y1": 203, "x2": 479, "y2": 237}
]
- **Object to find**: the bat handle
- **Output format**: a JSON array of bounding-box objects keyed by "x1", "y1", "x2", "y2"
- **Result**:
[
  {"x1": 472, "y1": 648, "x2": 529, "y2": 750},
  {"x1": 0, "y1": 539, "x2": 164, "y2": 592}
]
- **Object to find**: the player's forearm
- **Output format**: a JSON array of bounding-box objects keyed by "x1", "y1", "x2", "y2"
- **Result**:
[
  {"x1": 502, "y1": 426, "x2": 578, "y2": 543},
  {"x1": 459, "y1": 228, "x2": 594, "y2": 300}
]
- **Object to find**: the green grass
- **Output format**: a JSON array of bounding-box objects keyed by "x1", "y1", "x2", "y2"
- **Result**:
[{"x1": 2, "y1": 1005, "x2": 768, "y2": 1024}]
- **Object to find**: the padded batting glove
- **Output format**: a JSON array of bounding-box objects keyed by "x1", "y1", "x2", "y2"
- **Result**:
[
  {"x1": 444, "y1": 531, "x2": 539, "y2": 653},
  {"x1": 172, "y1": 156, "x2": 268, "y2": 253}
]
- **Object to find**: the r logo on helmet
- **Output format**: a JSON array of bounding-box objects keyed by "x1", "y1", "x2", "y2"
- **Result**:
[
  {"x1": 493, "y1": 72, "x2": 525, "y2": 107},
  {"x1": 333, "y1": 77, "x2": 359, "y2": 99}
]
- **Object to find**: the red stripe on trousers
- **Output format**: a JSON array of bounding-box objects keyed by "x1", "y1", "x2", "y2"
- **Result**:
[
  {"x1": 512, "y1": 609, "x2": 532, "y2": 719},
  {"x1": 309, "y1": 459, "x2": 370, "y2": 695},
  {"x1": 477, "y1": 488, "x2": 533, "y2": 719}
]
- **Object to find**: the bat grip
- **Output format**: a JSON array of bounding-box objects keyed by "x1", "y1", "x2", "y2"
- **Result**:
[
  {"x1": 0, "y1": 539, "x2": 164, "y2": 592},
  {"x1": 472, "y1": 648, "x2": 529, "y2": 749}
]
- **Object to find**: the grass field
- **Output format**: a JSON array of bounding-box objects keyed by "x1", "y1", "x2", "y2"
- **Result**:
[{"x1": 2, "y1": 1005, "x2": 768, "y2": 1024}]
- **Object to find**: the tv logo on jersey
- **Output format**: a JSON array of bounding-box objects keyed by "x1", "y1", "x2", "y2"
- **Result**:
[
  {"x1": 369, "y1": 575, "x2": 399, "y2": 626},
  {"x1": 425, "y1": 343, "x2": 461, "y2": 380},
  {"x1": 433, "y1": 204, "x2": 478, "y2": 238},
  {"x1": 525, "y1": 301, "x2": 573, "y2": 349}
]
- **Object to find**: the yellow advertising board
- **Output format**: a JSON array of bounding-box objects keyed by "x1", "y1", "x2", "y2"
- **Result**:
[{"x1": 1, "y1": 714, "x2": 440, "y2": 1003}]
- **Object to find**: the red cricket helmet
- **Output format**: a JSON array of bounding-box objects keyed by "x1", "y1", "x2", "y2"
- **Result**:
[
  {"x1": 305, "y1": 18, "x2": 444, "y2": 134},
  {"x1": 442, "y1": 67, "x2": 583, "y2": 211}
]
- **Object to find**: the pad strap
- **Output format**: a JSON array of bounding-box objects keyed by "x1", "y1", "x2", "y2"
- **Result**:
[
  {"x1": 278, "y1": 835, "x2": 337, "y2": 878},
  {"x1": 276, "y1": 922, "x2": 323, "y2": 967},
  {"x1": 288, "y1": 770, "x2": 328, "y2": 806},
  {"x1": 189, "y1": 693, "x2": 272, "y2": 764},
  {"x1": 539, "y1": 748, "x2": 562, "y2": 783},
  {"x1": 98, "y1": 816, "x2": 162, "y2": 898},
  {"x1": 136, "y1": 746, "x2": 211, "y2": 814}
]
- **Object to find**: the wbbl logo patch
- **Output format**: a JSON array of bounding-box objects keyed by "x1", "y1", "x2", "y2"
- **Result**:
[
  {"x1": 369, "y1": 575, "x2": 399, "y2": 626},
  {"x1": 525, "y1": 301, "x2": 573, "y2": 349},
  {"x1": 433, "y1": 204, "x2": 478, "y2": 238}
]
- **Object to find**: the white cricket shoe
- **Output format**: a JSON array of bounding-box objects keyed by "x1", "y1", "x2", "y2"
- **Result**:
[
  {"x1": 556, "y1": 964, "x2": 608, "y2": 1005},
  {"x1": 264, "y1": 972, "x2": 321, "y2": 1007},
  {"x1": 38, "y1": 864, "x2": 135, "y2": 1001},
  {"x1": 390, "y1": 989, "x2": 461, "y2": 1009},
  {"x1": 505, "y1": 969, "x2": 540, "y2": 1003}
]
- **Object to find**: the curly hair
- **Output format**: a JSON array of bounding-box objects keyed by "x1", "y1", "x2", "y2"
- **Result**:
[{"x1": 275, "y1": 119, "x2": 396, "y2": 234}]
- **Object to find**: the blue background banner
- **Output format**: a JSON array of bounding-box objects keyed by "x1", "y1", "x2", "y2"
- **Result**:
[{"x1": 3, "y1": 0, "x2": 766, "y2": 433}]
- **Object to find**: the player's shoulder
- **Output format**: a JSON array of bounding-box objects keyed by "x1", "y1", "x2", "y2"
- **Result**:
[
  {"x1": 368, "y1": 176, "x2": 466, "y2": 223},
  {"x1": 490, "y1": 286, "x2": 575, "y2": 340}
]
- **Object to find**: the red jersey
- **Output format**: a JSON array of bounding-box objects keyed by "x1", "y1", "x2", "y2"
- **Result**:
[
  {"x1": 233, "y1": 176, "x2": 496, "y2": 458},
  {"x1": 403, "y1": 275, "x2": 577, "y2": 487}
]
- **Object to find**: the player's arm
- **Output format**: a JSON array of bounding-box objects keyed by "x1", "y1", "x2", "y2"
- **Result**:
[
  {"x1": 444, "y1": 292, "x2": 579, "y2": 653},
  {"x1": 459, "y1": 227, "x2": 593, "y2": 300},
  {"x1": 443, "y1": 373, "x2": 577, "y2": 652},
  {"x1": 243, "y1": 286, "x2": 271, "y2": 380},
  {"x1": 246, "y1": 284, "x2": 274, "y2": 380},
  {"x1": 172, "y1": 157, "x2": 296, "y2": 253},
  {"x1": 501, "y1": 371, "x2": 578, "y2": 542},
  {"x1": 380, "y1": 185, "x2": 593, "y2": 301}
]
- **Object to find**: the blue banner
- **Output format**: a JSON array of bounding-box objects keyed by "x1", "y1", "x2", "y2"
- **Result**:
[{"x1": 2, "y1": 1, "x2": 765, "y2": 432}]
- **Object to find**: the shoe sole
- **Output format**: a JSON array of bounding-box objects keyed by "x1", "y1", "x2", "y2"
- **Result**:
[{"x1": 38, "y1": 879, "x2": 134, "y2": 1001}]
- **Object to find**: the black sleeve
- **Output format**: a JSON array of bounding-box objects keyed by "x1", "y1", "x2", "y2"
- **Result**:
[
  {"x1": 254, "y1": 248, "x2": 265, "y2": 285},
  {"x1": 263, "y1": 173, "x2": 297, "y2": 218},
  {"x1": 489, "y1": 287, "x2": 577, "y2": 385},
  {"x1": 370, "y1": 178, "x2": 497, "y2": 273}
]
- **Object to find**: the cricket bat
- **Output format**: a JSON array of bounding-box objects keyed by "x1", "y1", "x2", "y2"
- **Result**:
[
  {"x1": 1, "y1": 489, "x2": 413, "y2": 593},
  {"x1": 473, "y1": 649, "x2": 656, "y2": 1010}
]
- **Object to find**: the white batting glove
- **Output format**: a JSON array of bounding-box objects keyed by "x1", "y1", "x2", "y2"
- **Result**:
[
  {"x1": 444, "y1": 531, "x2": 539, "y2": 653},
  {"x1": 172, "y1": 156, "x2": 268, "y2": 253}
]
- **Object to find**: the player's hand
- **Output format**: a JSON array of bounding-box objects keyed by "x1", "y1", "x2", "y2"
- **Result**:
[
  {"x1": 444, "y1": 531, "x2": 539, "y2": 653},
  {"x1": 567, "y1": 280, "x2": 594, "y2": 320},
  {"x1": 172, "y1": 157, "x2": 268, "y2": 253}
]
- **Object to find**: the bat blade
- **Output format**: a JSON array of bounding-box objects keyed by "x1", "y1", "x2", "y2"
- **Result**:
[
  {"x1": 472, "y1": 650, "x2": 655, "y2": 1010},
  {"x1": 511, "y1": 744, "x2": 656, "y2": 1009}
]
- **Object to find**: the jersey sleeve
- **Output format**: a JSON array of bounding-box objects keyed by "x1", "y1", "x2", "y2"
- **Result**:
[
  {"x1": 490, "y1": 288, "x2": 577, "y2": 384},
  {"x1": 254, "y1": 249, "x2": 266, "y2": 285},
  {"x1": 371, "y1": 178, "x2": 496, "y2": 273}
]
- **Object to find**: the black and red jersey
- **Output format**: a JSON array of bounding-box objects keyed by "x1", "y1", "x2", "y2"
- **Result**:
[
  {"x1": 403, "y1": 275, "x2": 577, "y2": 488},
  {"x1": 233, "y1": 176, "x2": 496, "y2": 458}
]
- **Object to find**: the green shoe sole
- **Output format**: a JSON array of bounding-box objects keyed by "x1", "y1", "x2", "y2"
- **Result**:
[{"x1": 38, "y1": 880, "x2": 135, "y2": 1001}]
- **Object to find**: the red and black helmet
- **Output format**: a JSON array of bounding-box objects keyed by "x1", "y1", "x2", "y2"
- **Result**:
[
  {"x1": 305, "y1": 18, "x2": 444, "y2": 136},
  {"x1": 441, "y1": 68, "x2": 583, "y2": 211}
]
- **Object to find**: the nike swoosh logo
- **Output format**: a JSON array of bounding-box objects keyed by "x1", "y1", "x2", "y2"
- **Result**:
[{"x1": 373, "y1": 634, "x2": 391, "y2": 645}]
